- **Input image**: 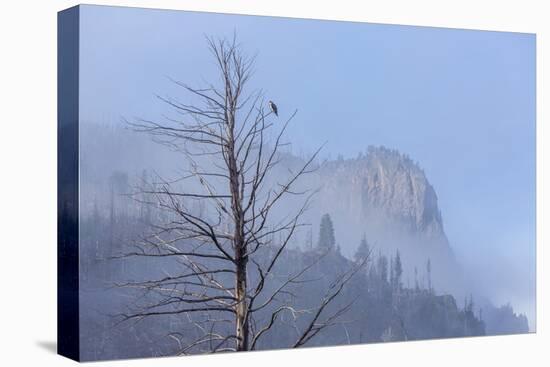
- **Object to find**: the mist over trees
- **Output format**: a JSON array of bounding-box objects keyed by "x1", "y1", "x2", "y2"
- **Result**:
[{"x1": 79, "y1": 201, "x2": 503, "y2": 359}]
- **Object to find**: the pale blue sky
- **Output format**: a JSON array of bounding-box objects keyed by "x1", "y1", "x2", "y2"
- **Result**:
[{"x1": 79, "y1": 5, "x2": 536, "y2": 320}]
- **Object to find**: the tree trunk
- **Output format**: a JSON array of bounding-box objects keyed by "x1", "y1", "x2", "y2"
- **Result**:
[
  {"x1": 232, "y1": 166, "x2": 249, "y2": 351},
  {"x1": 235, "y1": 256, "x2": 249, "y2": 351},
  {"x1": 227, "y1": 106, "x2": 249, "y2": 351}
]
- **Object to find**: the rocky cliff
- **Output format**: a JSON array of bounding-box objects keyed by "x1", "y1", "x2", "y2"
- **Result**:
[
  {"x1": 292, "y1": 146, "x2": 462, "y2": 295},
  {"x1": 318, "y1": 146, "x2": 446, "y2": 240}
]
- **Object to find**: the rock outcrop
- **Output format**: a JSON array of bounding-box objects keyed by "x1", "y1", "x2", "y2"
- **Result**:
[{"x1": 295, "y1": 146, "x2": 462, "y2": 295}]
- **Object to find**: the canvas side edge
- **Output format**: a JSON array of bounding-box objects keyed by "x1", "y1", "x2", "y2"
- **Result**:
[{"x1": 57, "y1": 5, "x2": 81, "y2": 362}]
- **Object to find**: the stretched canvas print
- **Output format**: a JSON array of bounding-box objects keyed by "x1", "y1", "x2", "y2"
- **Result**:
[{"x1": 58, "y1": 4, "x2": 536, "y2": 362}]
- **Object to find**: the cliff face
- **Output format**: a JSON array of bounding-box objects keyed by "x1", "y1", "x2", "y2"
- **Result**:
[
  {"x1": 318, "y1": 146, "x2": 446, "y2": 240},
  {"x1": 297, "y1": 146, "x2": 461, "y2": 295}
]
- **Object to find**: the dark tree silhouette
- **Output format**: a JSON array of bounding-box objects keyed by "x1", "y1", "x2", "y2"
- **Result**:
[
  {"x1": 317, "y1": 213, "x2": 336, "y2": 250},
  {"x1": 354, "y1": 234, "x2": 371, "y2": 263},
  {"x1": 427, "y1": 258, "x2": 432, "y2": 293},
  {"x1": 377, "y1": 252, "x2": 389, "y2": 284},
  {"x1": 392, "y1": 250, "x2": 403, "y2": 292}
]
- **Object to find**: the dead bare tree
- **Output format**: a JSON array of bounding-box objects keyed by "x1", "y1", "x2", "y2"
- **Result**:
[{"x1": 115, "y1": 35, "x2": 366, "y2": 354}]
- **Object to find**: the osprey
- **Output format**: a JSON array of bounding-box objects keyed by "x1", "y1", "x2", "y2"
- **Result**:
[{"x1": 268, "y1": 100, "x2": 278, "y2": 117}]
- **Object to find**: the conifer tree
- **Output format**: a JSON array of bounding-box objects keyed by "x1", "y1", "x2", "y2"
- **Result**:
[
  {"x1": 377, "y1": 252, "x2": 389, "y2": 284},
  {"x1": 354, "y1": 233, "x2": 370, "y2": 263},
  {"x1": 393, "y1": 250, "x2": 403, "y2": 291},
  {"x1": 426, "y1": 258, "x2": 432, "y2": 292},
  {"x1": 317, "y1": 213, "x2": 336, "y2": 250}
]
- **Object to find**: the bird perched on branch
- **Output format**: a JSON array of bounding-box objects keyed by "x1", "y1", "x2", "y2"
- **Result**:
[{"x1": 268, "y1": 100, "x2": 278, "y2": 117}]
